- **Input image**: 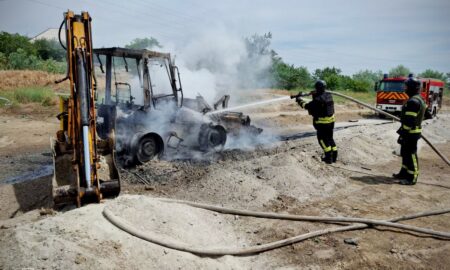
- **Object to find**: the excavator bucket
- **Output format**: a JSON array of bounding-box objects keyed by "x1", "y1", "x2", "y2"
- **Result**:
[{"x1": 51, "y1": 134, "x2": 120, "y2": 207}]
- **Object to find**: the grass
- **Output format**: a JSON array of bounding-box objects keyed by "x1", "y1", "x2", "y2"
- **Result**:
[
  {"x1": 0, "y1": 70, "x2": 68, "y2": 91},
  {"x1": 444, "y1": 88, "x2": 450, "y2": 97},
  {"x1": 0, "y1": 86, "x2": 56, "y2": 107},
  {"x1": 288, "y1": 88, "x2": 377, "y2": 105},
  {"x1": 332, "y1": 89, "x2": 377, "y2": 105}
]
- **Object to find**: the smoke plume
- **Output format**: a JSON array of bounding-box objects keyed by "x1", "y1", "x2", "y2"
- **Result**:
[{"x1": 171, "y1": 27, "x2": 274, "y2": 105}]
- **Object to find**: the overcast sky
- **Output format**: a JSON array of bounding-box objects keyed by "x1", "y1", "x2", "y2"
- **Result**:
[{"x1": 1, "y1": 0, "x2": 449, "y2": 75}]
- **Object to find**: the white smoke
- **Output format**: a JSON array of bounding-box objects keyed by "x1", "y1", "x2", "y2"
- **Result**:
[
  {"x1": 109, "y1": 28, "x2": 278, "y2": 163},
  {"x1": 170, "y1": 27, "x2": 274, "y2": 105}
]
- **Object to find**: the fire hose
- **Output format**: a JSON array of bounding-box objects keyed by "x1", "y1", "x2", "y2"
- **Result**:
[
  {"x1": 102, "y1": 198, "x2": 450, "y2": 256},
  {"x1": 102, "y1": 92, "x2": 450, "y2": 256},
  {"x1": 325, "y1": 91, "x2": 450, "y2": 167},
  {"x1": 0, "y1": 97, "x2": 12, "y2": 106}
]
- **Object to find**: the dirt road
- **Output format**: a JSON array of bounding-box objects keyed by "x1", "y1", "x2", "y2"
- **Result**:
[{"x1": 0, "y1": 92, "x2": 449, "y2": 269}]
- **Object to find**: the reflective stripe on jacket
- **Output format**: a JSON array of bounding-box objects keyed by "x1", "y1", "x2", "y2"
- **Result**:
[{"x1": 400, "y1": 94, "x2": 425, "y2": 135}]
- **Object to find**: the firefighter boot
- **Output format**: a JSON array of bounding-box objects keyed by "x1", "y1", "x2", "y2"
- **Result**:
[
  {"x1": 399, "y1": 179, "x2": 415, "y2": 185},
  {"x1": 393, "y1": 168, "x2": 408, "y2": 180},
  {"x1": 321, "y1": 152, "x2": 333, "y2": 164},
  {"x1": 332, "y1": 150, "x2": 338, "y2": 163}
]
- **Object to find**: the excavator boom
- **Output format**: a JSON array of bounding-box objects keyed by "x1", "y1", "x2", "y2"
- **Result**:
[{"x1": 52, "y1": 11, "x2": 120, "y2": 207}]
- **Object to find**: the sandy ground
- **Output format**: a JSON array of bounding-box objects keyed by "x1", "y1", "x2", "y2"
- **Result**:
[{"x1": 0, "y1": 91, "x2": 449, "y2": 269}]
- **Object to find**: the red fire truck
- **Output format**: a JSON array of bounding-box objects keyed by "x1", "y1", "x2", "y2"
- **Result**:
[{"x1": 375, "y1": 74, "x2": 445, "y2": 118}]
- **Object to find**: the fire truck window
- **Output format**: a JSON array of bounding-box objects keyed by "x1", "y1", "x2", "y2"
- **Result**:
[{"x1": 379, "y1": 81, "x2": 405, "y2": 92}]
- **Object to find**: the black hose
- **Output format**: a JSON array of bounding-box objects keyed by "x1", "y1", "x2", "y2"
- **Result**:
[
  {"x1": 58, "y1": 18, "x2": 67, "y2": 51},
  {"x1": 55, "y1": 17, "x2": 69, "y2": 84}
]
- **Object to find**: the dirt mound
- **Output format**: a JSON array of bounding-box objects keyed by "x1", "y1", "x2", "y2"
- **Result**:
[
  {"x1": 0, "y1": 195, "x2": 269, "y2": 269},
  {"x1": 1, "y1": 87, "x2": 449, "y2": 269}
]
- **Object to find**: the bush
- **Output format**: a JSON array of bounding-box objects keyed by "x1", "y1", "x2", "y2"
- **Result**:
[
  {"x1": 273, "y1": 62, "x2": 313, "y2": 90},
  {"x1": 7, "y1": 48, "x2": 40, "y2": 70},
  {"x1": 0, "y1": 52, "x2": 7, "y2": 70},
  {"x1": 33, "y1": 39, "x2": 65, "y2": 61},
  {"x1": 0, "y1": 32, "x2": 66, "y2": 74},
  {"x1": 323, "y1": 74, "x2": 340, "y2": 90},
  {"x1": 7, "y1": 48, "x2": 65, "y2": 74},
  {"x1": 350, "y1": 79, "x2": 371, "y2": 92},
  {"x1": 13, "y1": 87, "x2": 56, "y2": 106},
  {"x1": 38, "y1": 58, "x2": 66, "y2": 74},
  {"x1": 0, "y1": 32, "x2": 36, "y2": 57}
]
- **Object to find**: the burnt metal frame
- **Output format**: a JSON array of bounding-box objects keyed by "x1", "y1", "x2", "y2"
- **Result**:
[{"x1": 93, "y1": 47, "x2": 180, "y2": 110}]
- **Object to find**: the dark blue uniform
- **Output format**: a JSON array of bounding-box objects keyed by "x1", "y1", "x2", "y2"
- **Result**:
[
  {"x1": 397, "y1": 94, "x2": 426, "y2": 184},
  {"x1": 299, "y1": 91, "x2": 337, "y2": 163}
]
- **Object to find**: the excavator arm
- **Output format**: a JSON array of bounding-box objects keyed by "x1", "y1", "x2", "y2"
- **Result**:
[{"x1": 52, "y1": 11, "x2": 120, "y2": 207}]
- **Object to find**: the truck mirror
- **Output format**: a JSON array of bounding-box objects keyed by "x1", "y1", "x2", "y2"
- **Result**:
[{"x1": 374, "y1": 82, "x2": 378, "y2": 91}]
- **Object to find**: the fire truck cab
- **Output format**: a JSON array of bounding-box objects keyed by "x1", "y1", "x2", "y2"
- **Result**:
[{"x1": 375, "y1": 74, "x2": 445, "y2": 118}]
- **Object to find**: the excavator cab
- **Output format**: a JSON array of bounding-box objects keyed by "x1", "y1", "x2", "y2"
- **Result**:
[
  {"x1": 93, "y1": 48, "x2": 187, "y2": 165},
  {"x1": 93, "y1": 47, "x2": 183, "y2": 111},
  {"x1": 51, "y1": 11, "x2": 120, "y2": 207}
]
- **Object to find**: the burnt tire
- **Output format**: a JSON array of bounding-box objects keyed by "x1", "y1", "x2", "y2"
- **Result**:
[
  {"x1": 198, "y1": 124, "x2": 227, "y2": 152},
  {"x1": 131, "y1": 133, "x2": 164, "y2": 165}
]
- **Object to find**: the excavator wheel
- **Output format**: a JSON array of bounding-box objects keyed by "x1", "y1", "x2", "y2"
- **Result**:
[
  {"x1": 129, "y1": 132, "x2": 164, "y2": 165},
  {"x1": 198, "y1": 124, "x2": 227, "y2": 152}
]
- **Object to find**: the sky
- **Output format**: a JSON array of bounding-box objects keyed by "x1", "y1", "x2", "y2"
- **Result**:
[{"x1": 1, "y1": 0, "x2": 449, "y2": 75}]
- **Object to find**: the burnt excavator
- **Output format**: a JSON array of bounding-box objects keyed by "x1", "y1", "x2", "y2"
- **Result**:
[
  {"x1": 93, "y1": 47, "x2": 261, "y2": 166},
  {"x1": 51, "y1": 11, "x2": 120, "y2": 207}
]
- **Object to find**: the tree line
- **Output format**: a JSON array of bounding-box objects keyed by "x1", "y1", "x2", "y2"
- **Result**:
[{"x1": 0, "y1": 31, "x2": 448, "y2": 91}]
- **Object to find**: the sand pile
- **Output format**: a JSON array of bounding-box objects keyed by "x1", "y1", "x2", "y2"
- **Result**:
[{"x1": 1, "y1": 112, "x2": 449, "y2": 269}]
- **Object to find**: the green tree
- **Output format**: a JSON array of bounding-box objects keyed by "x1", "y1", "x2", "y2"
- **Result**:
[
  {"x1": 0, "y1": 52, "x2": 7, "y2": 69},
  {"x1": 33, "y1": 39, "x2": 65, "y2": 61},
  {"x1": 7, "y1": 48, "x2": 40, "y2": 69},
  {"x1": 352, "y1": 69, "x2": 383, "y2": 86},
  {"x1": 339, "y1": 75, "x2": 354, "y2": 90},
  {"x1": 389, "y1": 65, "x2": 411, "y2": 77},
  {"x1": 418, "y1": 69, "x2": 446, "y2": 81},
  {"x1": 272, "y1": 61, "x2": 312, "y2": 90},
  {"x1": 350, "y1": 79, "x2": 372, "y2": 92},
  {"x1": 312, "y1": 67, "x2": 342, "y2": 90},
  {"x1": 323, "y1": 74, "x2": 340, "y2": 90},
  {"x1": 313, "y1": 67, "x2": 341, "y2": 81},
  {"x1": 125, "y1": 37, "x2": 162, "y2": 50},
  {"x1": 0, "y1": 31, "x2": 36, "y2": 56},
  {"x1": 7, "y1": 48, "x2": 64, "y2": 73}
]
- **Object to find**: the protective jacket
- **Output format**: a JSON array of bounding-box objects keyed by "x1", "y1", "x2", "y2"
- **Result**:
[
  {"x1": 304, "y1": 92, "x2": 335, "y2": 124},
  {"x1": 396, "y1": 94, "x2": 426, "y2": 184},
  {"x1": 298, "y1": 91, "x2": 337, "y2": 163},
  {"x1": 397, "y1": 94, "x2": 426, "y2": 136}
]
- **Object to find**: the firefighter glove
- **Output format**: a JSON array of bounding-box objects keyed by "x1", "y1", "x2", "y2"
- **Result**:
[
  {"x1": 296, "y1": 97, "x2": 306, "y2": 108},
  {"x1": 396, "y1": 127, "x2": 406, "y2": 136}
]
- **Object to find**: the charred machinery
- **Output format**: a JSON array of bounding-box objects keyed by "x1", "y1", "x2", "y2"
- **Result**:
[{"x1": 93, "y1": 47, "x2": 260, "y2": 166}]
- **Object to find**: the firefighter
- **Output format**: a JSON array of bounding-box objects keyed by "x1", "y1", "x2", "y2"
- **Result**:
[
  {"x1": 296, "y1": 80, "x2": 337, "y2": 164},
  {"x1": 393, "y1": 77, "x2": 426, "y2": 185}
]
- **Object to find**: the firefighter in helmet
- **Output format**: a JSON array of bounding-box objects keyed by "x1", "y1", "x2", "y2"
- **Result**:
[
  {"x1": 296, "y1": 80, "x2": 337, "y2": 164},
  {"x1": 393, "y1": 77, "x2": 426, "y2": 185}
]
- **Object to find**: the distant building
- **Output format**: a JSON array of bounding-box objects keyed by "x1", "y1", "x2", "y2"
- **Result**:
[{"x1": 30, "y1": 28, "x2": 65, "y2": 42}]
